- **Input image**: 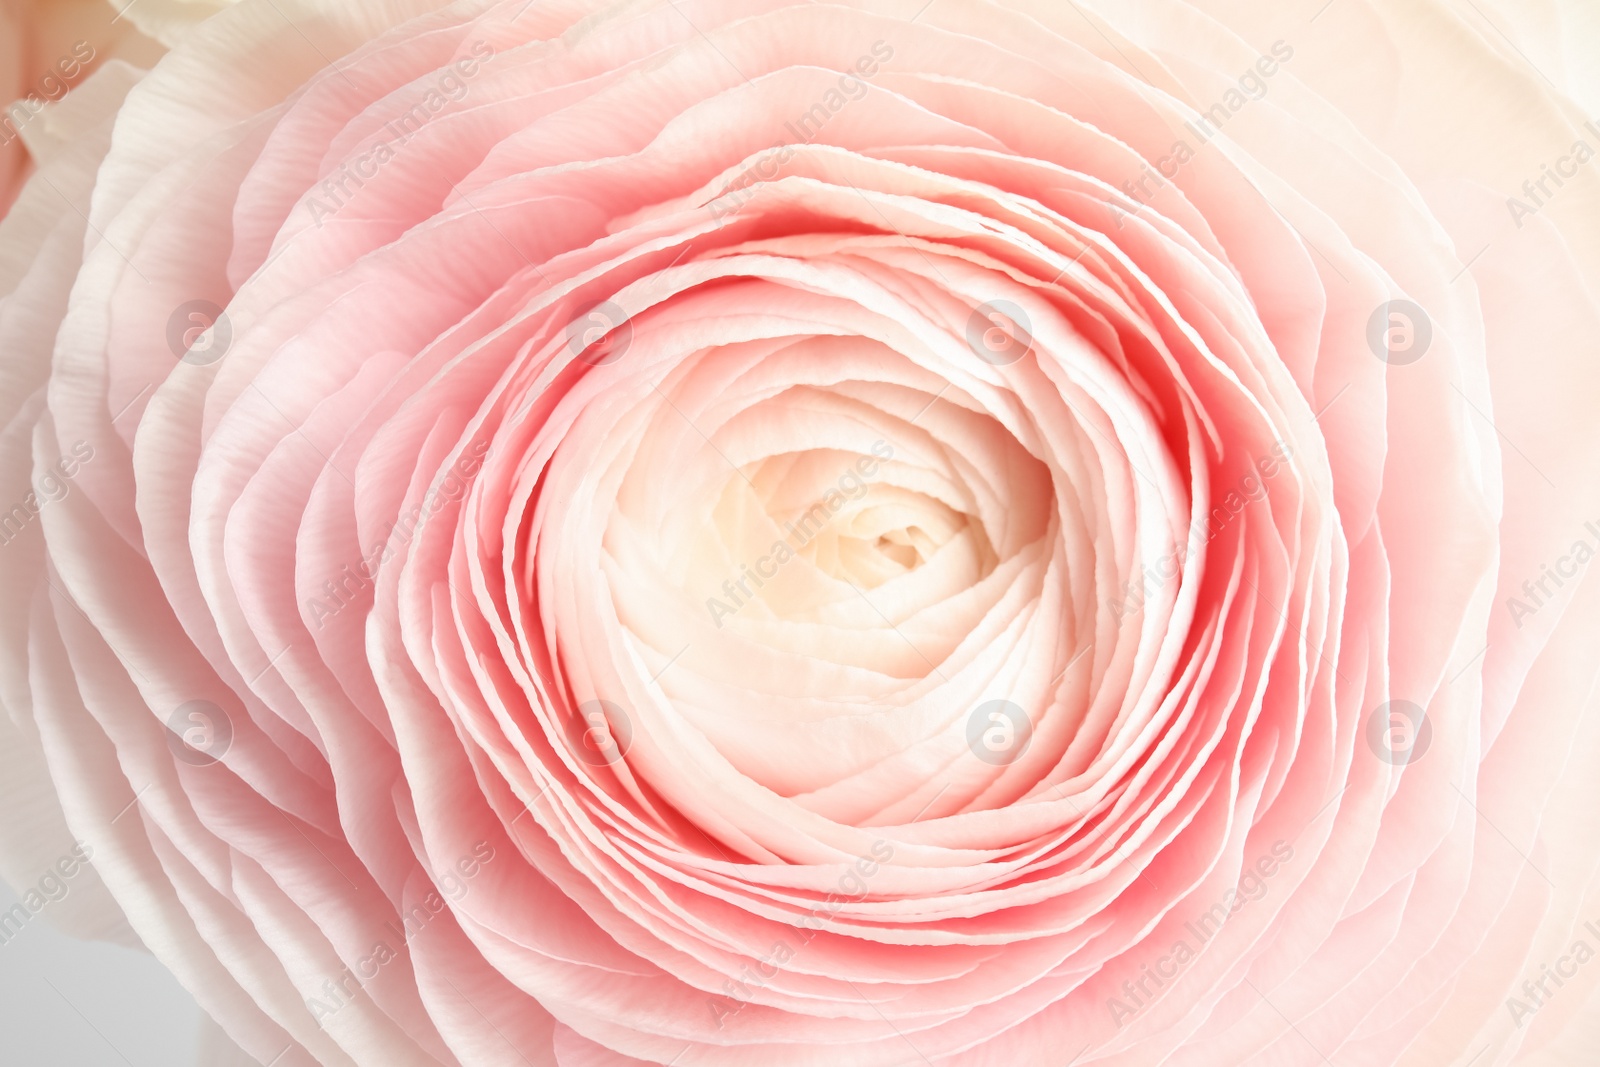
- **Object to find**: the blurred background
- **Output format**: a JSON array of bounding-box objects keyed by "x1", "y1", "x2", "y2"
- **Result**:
[{"x1": 0, "y1": 878, "x2": 209, "y2": 1066}]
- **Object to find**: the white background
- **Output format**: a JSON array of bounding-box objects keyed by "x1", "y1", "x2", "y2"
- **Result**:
[{"x1": 0, "y1": 879, "x2": 204, "y2": 1065}]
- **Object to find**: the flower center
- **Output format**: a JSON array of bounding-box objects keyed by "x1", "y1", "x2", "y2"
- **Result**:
[{"x1": 733, "y1": 448, "x2": 995, "y2": 603}]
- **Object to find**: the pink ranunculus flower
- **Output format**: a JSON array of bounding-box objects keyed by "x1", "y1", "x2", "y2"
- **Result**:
[{"x1": 2, "y1": 1, "x2": 1599, "y2": 1065}]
